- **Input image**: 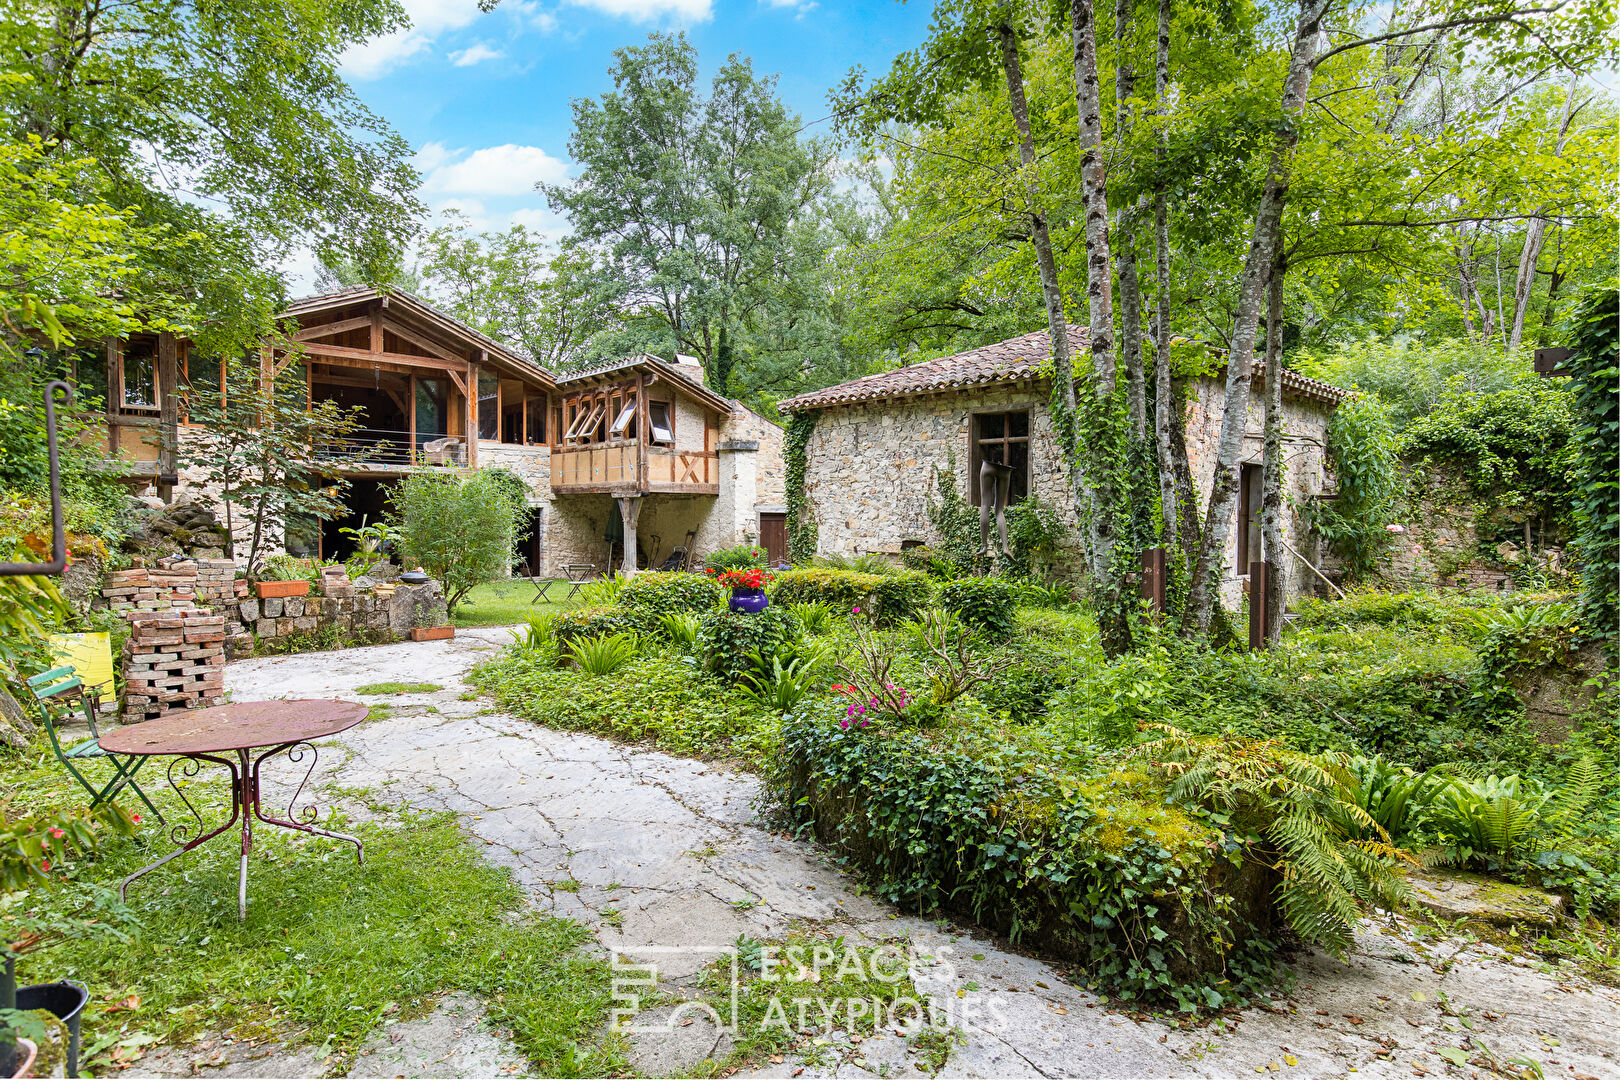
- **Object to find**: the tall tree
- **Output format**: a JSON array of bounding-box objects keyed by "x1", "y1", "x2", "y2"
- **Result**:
[{"x1": 546, "y1": 33, "x2": 831, "y2": 393}]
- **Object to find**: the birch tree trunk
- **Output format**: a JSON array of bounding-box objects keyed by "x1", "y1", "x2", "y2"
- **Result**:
[
  {"x1": 1070, "y1": 0, "x2": 1127, "y2": 650},
  {"x1": 997, "y1": 23, "x2": 1088, "y2": 540},
  {"x1": 1508, "y1": 77, "x2": 1580, "y2": 353},
  {"x1": 1260, "y1": 259, "x2": 1287, "y2": 645},
  {"x1": 1115, "y1": 0, "x2": 1148, "y2": 442},
  {"x1": 1184, "y1": 0, "x2": 1331, "y2": 635},
  {"x1": 1152, "y1": 0, "x2": 1179, "y2": 547}
]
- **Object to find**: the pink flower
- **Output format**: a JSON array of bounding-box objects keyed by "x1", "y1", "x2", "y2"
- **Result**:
[
  {"x1": 852, "y1": 606, "x2": 861, "y2": 614},
  {"x1": 132, "y1": 814, "x2": 142, "y2": 823},
  {"x1": 40, "y1": 860, "x2": 50, "y2": 872},
  {"x1": 839, "y1": 718, "x2": 851, "y2": 729},
  {"x1": 49, "y1": 827, "x2": 65, "y2": 839},
  {"x1": 1386, "y1": 524, "x2": 1407, "y2": 534}
]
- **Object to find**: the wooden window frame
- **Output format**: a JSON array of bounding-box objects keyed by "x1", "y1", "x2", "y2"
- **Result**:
[
  {"x1": 118, "y1": 338, "x2": 161, "y2": 414},
  {"x1": 647, "y1": 400, "x2": 675, "y2": 446},
  {"x1": 968, "y1": 410, "x2": 1030, "y2": 505},
  {"x1": 1237, "y1": 462, "x2": 1262, "y2": 571}
]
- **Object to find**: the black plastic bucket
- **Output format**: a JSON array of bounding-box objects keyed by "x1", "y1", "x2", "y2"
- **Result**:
[{"x1": 17, "y1": 980, "x2": 88, "y2": 1076}]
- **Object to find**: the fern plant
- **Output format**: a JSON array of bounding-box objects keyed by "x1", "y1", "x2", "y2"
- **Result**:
[
  {"x1": 739, "y1": 644, "x2": 825, "y2": 712},
  {"x1": 1135, "y1": 727, "x2": 1409, "y2": 958},
  {"x1": 570, "y1": 572, "x2": 628, "y2": 607},
  {"x1": 658, "y1": 611, "x2": 701, "y2": 648},
  {"x1": 1332, "y1": 755, "x2": 1447, "y2": 843},
  {"x1": 565, "y1": 632, "x2": 639, "y2": 676},
  {"x1": 788, "y1": 602, "x2": 835, "y2": 635},
  {"x1": 512, "y1": 614, "x2": 556, "y2": 653},
  {"x1": 1430, "y1": 773, "x2": 1549, "y2": 862}
]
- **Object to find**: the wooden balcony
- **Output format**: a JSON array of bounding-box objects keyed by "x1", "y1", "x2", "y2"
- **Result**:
[{"x1": 551, "y1": 442, "x2": 719, "y2": 495}]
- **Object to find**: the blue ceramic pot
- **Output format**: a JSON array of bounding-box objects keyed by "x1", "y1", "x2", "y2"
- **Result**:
[{"x1": 728, "y1": 587, "x2": 769, "y2": 614}]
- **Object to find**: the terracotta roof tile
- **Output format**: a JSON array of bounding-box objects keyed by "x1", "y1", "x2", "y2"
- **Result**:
[
  {"x1": 778, "y1": 328, "x2": 1351, "y2": 412},
  {"x1": 779, "y1": 328, "x2": 1084, "y2": 412}
]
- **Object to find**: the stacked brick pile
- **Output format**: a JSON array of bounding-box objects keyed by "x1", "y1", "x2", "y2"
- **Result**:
[
  {"x1": 99, "y1": 566, "x2": 200, "y2": 614},
  {"x1": 193, "y1": 558, "x2": 243, "y2": 606},
  {"x1": 122, "y1": 608, "x2": 226, "y2": 721}
]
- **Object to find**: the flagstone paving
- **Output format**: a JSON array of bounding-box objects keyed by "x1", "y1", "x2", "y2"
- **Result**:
[{"x1": 125, "y1": 628, "x2": 1620, "y2": 1078}]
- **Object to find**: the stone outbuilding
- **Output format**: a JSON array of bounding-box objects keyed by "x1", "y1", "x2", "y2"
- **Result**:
[{"x1": 778, "y1": 328, "x2": 1351, "y2": 605}]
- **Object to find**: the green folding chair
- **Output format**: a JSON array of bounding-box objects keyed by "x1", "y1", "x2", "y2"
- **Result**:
[{"x1": 25, "y1": 666, "x2": 164, "y2": 823}]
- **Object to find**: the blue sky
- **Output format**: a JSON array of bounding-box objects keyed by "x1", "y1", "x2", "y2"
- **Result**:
[{"x1": 304, "y1": 0, "x2": 934, "y2": 286}]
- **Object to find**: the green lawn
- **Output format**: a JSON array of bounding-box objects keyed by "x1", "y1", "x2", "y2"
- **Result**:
[{"x1": 450, "y1": 579, "x2": 570, "y2": 628}]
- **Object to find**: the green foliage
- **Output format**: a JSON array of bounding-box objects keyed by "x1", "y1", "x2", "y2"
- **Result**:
[
  {"x1": 1140, "y1": 730, "x2": 1407, "y2": 959},
  {"x1": 616, "y1": 571, "x2": 723, "y2": 617},
  {"x1": 338, "y1": 516, "x2": 394, "y2": 577},
  {"x1": 1330, "y1": 755, "x2": 1448, "y2": 843},
  {"x1": 514, "y1": 615, "x2": 556, "y2": 653},
  {"x1": 924, "y1": 453, "x2": 981, "y2": 575},
  {"x1": 938, "y1": 577, "x2": 1017, "y2": 641},
  {"x1": 787, "y1": 601, "x2": 835, "y2": 634},
  {"x1": 1311, "y1": 397, "x2": 1400, "y2": 580},
  {"x1": 738, "y1": 646, "x2": 826, "y2": 713},
  {"x1": 1295, "y1": 338, "x2": 1523, "y2": 430},
  {"x1": 1429, "y1": 773, "x2": 1549, "y2": 863},
  {"x1": 183, "y1": 356, "x2": 366, "y2": 569},
  {"x1": 656, "y1": 611, "x2": 701, "y2": 648},
  {"x1": 1563, "y1": 283, "x2": 1619, "y2": 657},
  {"x1": 0, "y1": 556, "x2": 68, "y2": 684},
  {"x1": 784, "y1": 411, "x2": 818, "y2": 563},
  {"x1": 565, "y1": 632, "x2": 640, "y2": 676},
  {"x1": 770, "y1": 714, "x2": 1283, "y2": 1010},
  {"x1": 1003, "y1": 496, "x2": 1067, "y2": 581},
  {"x1": 770, "y1": 568, "x2": 932, "y2": 626},
  {"x1": 696, "y1": 606, "x2": 797, "y2": 682},
  {"x1": 391, "y1": 470, "x2": 520, "y2": 615},
  {"x1": 1400, "y1": 375, "x2": 1578, "y2": 537},
  {"x1": 811, "y1": 552, "x2": 904, "y2": 575},
  {"x1": 471, "y1": 648, "x2": 776, "y2": 760},
  {"x1": 703, "y1": 544, "x2": 768, "y2": 572},
  {"x1": 552, "y1": 606, "x2": 649, "y2": 649},
  {"x1": 570, "y1": 572, "x2": 628, "y2": 607}
]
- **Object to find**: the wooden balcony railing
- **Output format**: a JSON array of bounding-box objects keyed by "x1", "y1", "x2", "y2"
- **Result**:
[{"x1": 551, "y1": 442, "x2": 718, "y2": 493}]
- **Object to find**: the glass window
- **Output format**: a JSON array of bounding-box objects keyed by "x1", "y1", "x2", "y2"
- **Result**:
[
  {"x1": 73, "y1": 345, "x2": 109, "y2": 408},
  {"x1": 970, "y1": 410, "x2": 1031, "y2": 504},
  {"x1": 477, "y1": 371, "x2": 498, "y2": 440},
  {"x1": 609, "y1": 398, "x2": 637, "y2": 438},
  {"x1": 526, "y1": 396, "x2": 547, "y2": 444},
  {"x1": 416, "y1": 378, "x2": 449, "y2": 444},
  {"x1": 122, "y1": 338, "x2": 158, "y2": 410},
  {"x1": 648, "y1": 401, "x2": 674, "y2": 445}
]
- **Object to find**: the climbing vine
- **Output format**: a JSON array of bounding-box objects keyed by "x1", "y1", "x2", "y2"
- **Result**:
[
  {"x1": 784, "y1": 410, "x2": 819, "y2": 564},
  {"x1": 1309, "y1": 396, "x2": 1399, "y2": 581},
  {"x1": 1564, "y1": 282, "x2": 1619, "y2": 656}
]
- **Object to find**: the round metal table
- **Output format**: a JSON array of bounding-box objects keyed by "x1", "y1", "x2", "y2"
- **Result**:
[{"x1": 99, "y1": 699, "x2": 368, "y2": 920}]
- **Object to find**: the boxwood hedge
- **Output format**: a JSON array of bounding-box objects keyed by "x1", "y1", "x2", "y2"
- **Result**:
[{"x1": 769, "y1": 568, "x2": 933, "y2": 626}]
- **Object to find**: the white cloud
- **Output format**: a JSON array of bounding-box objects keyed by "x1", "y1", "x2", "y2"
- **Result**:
[
  {"x1": 420, "y1": 144, "x2": 571, "y2": 196},
  {"x1": 412, "y1": 141, "x2": 456, "y2": 174},
  {"x1": 760, "y1": 0, "x2": 816, "y2": 13},
  {"x1": 566, "y1": 0, "x2": 712, "y2": 23},
  {"x1": 341, "y1": 0, "x2": 485, "y2": 79},
  {"x1": 449, "y1": 41, "x2": 505, "y2": 66}
]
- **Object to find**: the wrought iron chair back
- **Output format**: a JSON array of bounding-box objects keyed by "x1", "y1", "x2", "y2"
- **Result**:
[{"x1": 24, "y1": 665, "x2": 163, "y2": 823}]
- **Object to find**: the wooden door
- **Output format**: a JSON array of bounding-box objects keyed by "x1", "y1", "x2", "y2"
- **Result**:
[{"x1": 759, "y1": 512, "x2": 787, "y2": 567}]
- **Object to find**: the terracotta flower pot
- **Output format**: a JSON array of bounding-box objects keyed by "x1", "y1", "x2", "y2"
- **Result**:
[
  {"x1": 5, "y1": 1038, "x2": 36, "y2": 1079},
  {"x1": 255, "y1": 579, "x2": 310, "y2": 599}
]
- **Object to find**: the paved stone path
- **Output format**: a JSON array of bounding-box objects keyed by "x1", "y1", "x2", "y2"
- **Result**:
[{"x1": 129, "y1": 629, "x2": 1620, "y2": 1078}]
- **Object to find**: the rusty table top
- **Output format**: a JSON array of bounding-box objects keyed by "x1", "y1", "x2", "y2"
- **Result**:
[{"x1": 98, "y1": 699, "x2": 368, "y2": 756}]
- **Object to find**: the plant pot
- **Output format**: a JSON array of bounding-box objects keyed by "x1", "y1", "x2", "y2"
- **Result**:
[
  {"x1": 17, "y1": 981, "x2": 87, "y2": 1077},
  {"x1": 255, "y1": 579, "x2": 310, "y2": 599},
  {"x1": 728, "y1": 587, "x2": 770, "y2": 615},
  {"x1": 2, "y1": 1038, "x2": 35, "y2": 1078}
]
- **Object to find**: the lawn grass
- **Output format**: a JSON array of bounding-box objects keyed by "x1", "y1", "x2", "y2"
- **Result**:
[
  {"x1": 5, "y1": 752, "x2": 625, "y2": 1076},
  {"x1": 450, "y1": 579, "x2": 570, "y2": 628},
  {"x1": 354, "y1": 681, "x2": 442, "y2": 695}
]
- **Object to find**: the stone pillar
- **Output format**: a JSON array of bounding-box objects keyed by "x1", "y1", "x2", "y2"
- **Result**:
[{"x1": 616, "y1": 496, "x2": 643, "y2": 577}]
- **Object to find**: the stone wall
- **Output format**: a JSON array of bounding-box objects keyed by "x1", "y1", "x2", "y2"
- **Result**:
[
  {"x1": 796, "y1": 376, "x2": 1338, "y2": 603},
  {"x1": 224, "y1": 580, "x2": 447, "y2": 657},
  {"x1": 721, "y1": 404, "x2": 787, "y2": 506}
]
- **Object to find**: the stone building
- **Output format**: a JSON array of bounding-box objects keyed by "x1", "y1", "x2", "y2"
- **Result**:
[
  {"x1": 74, "y1": 286, "x2": 785, "y2": 575},
  {"x1": 779, "y1": 328, "x2": 1351, "y2": 605}
]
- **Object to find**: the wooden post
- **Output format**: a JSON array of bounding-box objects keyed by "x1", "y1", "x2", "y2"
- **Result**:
[
  {"x1": 157, "y1": 331, "x2": 179, "y2": 501},
  {"x1": 1140, "y1": 547, "x2": 1166, "y2": 616},
  {"x1": 104, "y1": 337, "x2": 120, "y2": 454},
  {"x1": 1248, "y1": 560, "x2": 1269, "y2": 649},
  {"x1": 408, "y1": 374, "x2": 417, "y2": 464},
  {"x1": 616, "y1": 496, "x2": 643, "y2": 576},
  {"x1": 370, "y1": 306, "x2": 384, "y2": 354},
  {"x1": 466, "y1": 360, "x2": 479, "y2": 469}
]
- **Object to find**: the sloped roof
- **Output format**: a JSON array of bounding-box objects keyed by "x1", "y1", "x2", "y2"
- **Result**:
[
  {"x1": 779, "y1": 328, "x2": 1084, "y2": 413},
  {"x1": 282, "y1": 285, "x2": 550, "y2": 384},
  {"x1": 556, "y1": 353, "x2": 735, "y2": 413},
  {"x1": 778, "y1": 327, "x2": 1350, "y2": 412}
]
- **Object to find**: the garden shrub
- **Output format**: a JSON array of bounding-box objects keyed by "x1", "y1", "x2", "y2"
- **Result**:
[
  {"x1": 697, "y1": 606, "x2": 797, "y2": 682},
  {"x1": 470, "y1": 649, "x2": 776, "y2": 759},
  {"x1": 552, "y1": 605, "x2": 651, "y2": 647},
  {"x1": 769, "y1": 568, "x2": 933, "y2": 626},
  {"x1": 616, "y1": 571, "x2": 723, "y2": 617},
  {"x1": 1563, "y1": 282, "x2": 1619, "y2": 659},
  {"x1": 769, "y1": 714, "x2": 1279, "y2": 1009},
  {"x1": 1309, "y1": 397, "x2": 1399, "y2": 580},
  {"x1": 939, "y1": 577, "x2": 1016, "y2": 640},
  {"x1": 705, "y1": 543, "x2": 767, "y2": 571}
]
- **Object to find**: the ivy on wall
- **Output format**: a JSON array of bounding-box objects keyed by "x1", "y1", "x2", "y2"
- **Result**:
[
  {"x1": 1310, "y1": 396, "x2": 1400, "y2": 581},
  {"x1": 1564, "y1": 282, "x2": 1619, "y2": 656},
  {"x1": 784, "y1": 410, "x2": 818, "y2": 563}
]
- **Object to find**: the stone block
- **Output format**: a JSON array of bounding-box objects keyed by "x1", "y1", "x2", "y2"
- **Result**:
[
  {"x1": 293, "y1": 616, "x2": 318, "y2": 632},
  {"x1": 238, "y1": 599, "x2": 259, "y2": 622},
  {"x1": 284, "y1": 597, "x2": 305, "y2": 618},
  {"x1": 386, "y1": 581, "x2": 448, "y2": 635},
  {"x1": 261, "y1": 596, "x2": 284, "y2": 618}
]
